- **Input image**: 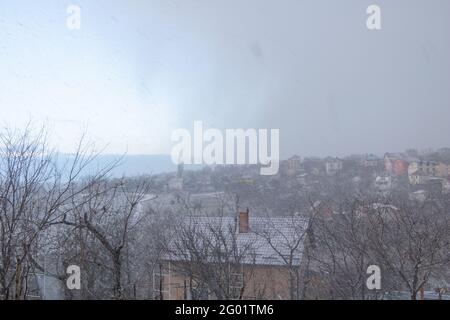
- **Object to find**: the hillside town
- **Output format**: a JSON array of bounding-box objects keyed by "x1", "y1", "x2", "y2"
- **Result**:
[
  {"x1": 14, "y1": 145, "x2": 449, "y2": 301},
  {"x1": 153, "y1": 148, "x2": 450, "y2": 212},
  {"x1": 138, "y1": 148, "x2": 450, "y2": 300},
  {"x1": 0, "y1": 124, "x2": 449, "y2": 301}
]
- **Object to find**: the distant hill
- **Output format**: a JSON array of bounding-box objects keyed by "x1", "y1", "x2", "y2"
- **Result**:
[{"x1": 55, "y1": 154, "x2": 201, "y2": 178}]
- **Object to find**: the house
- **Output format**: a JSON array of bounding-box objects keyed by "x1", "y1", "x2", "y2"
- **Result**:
[
  {"x1": 157, "y1": 210, "x2": 310, "y2": 300},
  {"x1": 284, "y1": 155, "x2": 303, "y2": 176},
  {"x1": 296, "y1": 173, "x2": 308, "y2": 186},
  {"x1": 443, "y1": 179, "x2": 450, "y2": 194},
  {"x1": 240, "y1": 174, "x2": 254, "y2": 185},
  {"x1": 168, "y1": 177, "x2": 183, "y2": 191},
  {"x1": 356, "y1": 203, "x2": 400, "y2": 220},
  {"x1": 352, "y1": 176, "x2": 362, "y2": 185},
  {"x1": 428, "y1": 177, "x2": 449, "y2": 194},
  {"x1": 393, "y1": 159, "x2": 409, "y2": 176},
  {"x1": 310, "y1": 200, "x2": 336, "y2": 220},
  {"x1": 303, "y1": 157, "x2": 323, "y2": 175},
  {"x1": 363, "y1": 154, "x2": 381, "y2": 167},
  {"x1": 409, "y1": 190, "x2": 428, "y2": 202},
  {"x1": 435, "y1": 162, "x2": 450, "y2": 178},
  {"x1": 407, "y1": 160, "x2": 437, "y2": 176},
  {"x1": 325, "y1": 157, "x2": 343, "y2": 175},
  {"x1": 436, "y1": 147, "x2": 450, "y2": 157},
  {"x1": 375, "y1": 176, "x2": 392, "y2": 191},
  {"x1": 408, "y1": 172, "x2": 434, "y2": 185},
  {"x1": 384, "y1": 153, "x2": 411, "y2": 176}
]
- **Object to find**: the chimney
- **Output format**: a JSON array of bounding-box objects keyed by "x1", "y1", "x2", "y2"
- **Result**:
[{"x1": 238, "y1": 208, "x2": 249, "y2": 233}]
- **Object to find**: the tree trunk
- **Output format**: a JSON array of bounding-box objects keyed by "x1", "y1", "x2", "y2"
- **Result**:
[{"x1": 112, "y1": 253, "x2": 122, "y2": 299}]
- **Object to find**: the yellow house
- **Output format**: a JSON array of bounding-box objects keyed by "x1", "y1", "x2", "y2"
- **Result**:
[
  {"x1": 156, "y1": 211, "x2": 310, "y2": 300},
  {"x1": 435, "y1": 162, "x2": 450, "y2": 178}
]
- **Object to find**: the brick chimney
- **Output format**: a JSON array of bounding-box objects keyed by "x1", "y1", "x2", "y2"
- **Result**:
[{"x1": 238, "y1": 208, "x2": 250, "y2": 233}]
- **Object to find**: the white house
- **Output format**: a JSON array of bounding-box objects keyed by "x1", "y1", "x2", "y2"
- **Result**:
[
  {"x1": 375, "y1": 176, "x2": 392, "y2": 191},
  {"x1": 407, "y1": 160, "x2": 437, "y2": 176}
]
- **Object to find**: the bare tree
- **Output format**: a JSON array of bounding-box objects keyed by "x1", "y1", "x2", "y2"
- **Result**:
[
  {"x1": 59, "y1": 178, "x2": 152, "y2": 299},
  {"x1": 0, "y1": 125, "x2": 118, "y2": 299},
  {"x1": 365, "y1": 200, "x2": 450, "y2": 300},
  {"x1": 305, "y1": 196, "x2": 450, "y2": 300},
  {"x1": 305, "y1": 199, "x2": 381, "y2": 300}
]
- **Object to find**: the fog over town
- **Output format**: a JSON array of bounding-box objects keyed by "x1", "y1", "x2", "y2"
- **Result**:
[{"x1": 0, "y1": 0, "x2": 449, "y2": 301}]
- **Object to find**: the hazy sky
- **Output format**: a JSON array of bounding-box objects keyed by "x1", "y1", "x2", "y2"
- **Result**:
[{"x1": 1, "y1": 0, "x2": 449, "y2": 158}]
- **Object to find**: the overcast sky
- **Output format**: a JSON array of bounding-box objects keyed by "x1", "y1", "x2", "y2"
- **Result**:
[{"x1": 1, "y1": 0, "x2": 449, "y2": 158}]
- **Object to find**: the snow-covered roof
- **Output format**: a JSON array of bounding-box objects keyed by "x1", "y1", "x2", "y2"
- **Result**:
[
  {"x1": 366, "y1": 154, "x2": 380, "y2": 161},
  {"x1": 165, "y1": 215, "x2": 310, "y2": 266}
]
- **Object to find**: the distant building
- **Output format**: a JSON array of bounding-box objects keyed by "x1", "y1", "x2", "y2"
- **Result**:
[
  {"x1": 375, "y1": 176, "x2": 392, "y2": 191},
  {"x1": 363, "y1": 154, "x2": 381, "y2": 167},
  {"x1": 384, "y1": 153, "x2": 412, "y2": 176},
  {"x1": 297, "y1": 173, "x2": 308, "y2": 186},
  {"x1": 435, "y1": 162, "x2": 450, "y2": 178},
  {"x1": 436, "y1": 147, "x2": 450, "y2": 157},
  {"x1": 240, "y1": 173, "x2": 254, "y2": 185},
  {"x1": 409, "y1": 190, "x2": 428, "y2": 202},
  {"x1": 352, "y1": 176, "x2": 362, "y2": 184},
  {"x1": 285, "y1": 155, "x2": 303, "y2": 176},
  {"x1": 408, "y1": 172, "x2": 434, "y2": 185},
  {"x1": 442, "y1": 179, "x2": 450, "y2": 194},
  {"x1": 325, "y1": 157, "x2": 343, "y2": 175},
  {"x1": 310, "y1": 200, "x2": 336, "y2": 220},
  {"x1": 303, "y1": 157, "x2": 323, "y2": 175},
  {"x1": 168, "y1": 177, "x2": 183, "y2": 191},
  {"x1": 407, "y1": 160, "x2": 437, "y2": 176},
  {"x1": 356, "y1": 203, "x2": 400, "y2": 220},
  {"x1": 408, "y1": 171, "x2": 439, "y2": 185}
]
